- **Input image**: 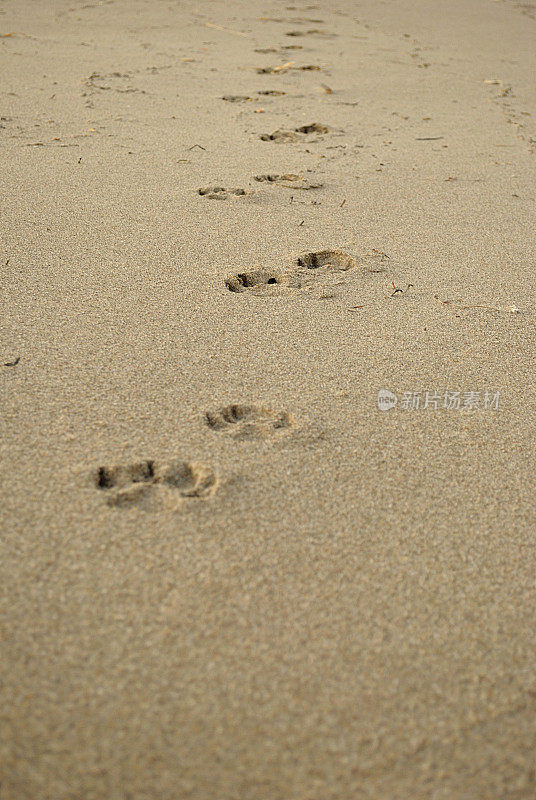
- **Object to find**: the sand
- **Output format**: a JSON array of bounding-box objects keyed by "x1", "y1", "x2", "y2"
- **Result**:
[{"x1": 1, "y1": 0, "x2": 535, "y2": 797}]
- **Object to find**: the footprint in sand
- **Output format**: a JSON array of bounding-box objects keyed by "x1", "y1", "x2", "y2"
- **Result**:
[
  {"x1": 205, "y1": 405, "x2": 296, "y2": 440},
  {"x1": 224, "y1": 267, "x2": 298, "y2": 295},
  {"x1": 256, "y1": 64, "x2": 321, "y2": 74},
  {"x1": 94, "y1": 459, "x2": 219, "y2": 507},
  {"x1": 295, "y1": 123, "x2": 330, "y2": 134},
  {"x1": 285, "y1": 29, "x2": 326, "y2": 36},
  {"x1": 259, "y1": 129, "x2": 300, "y2": 142},
  {"x1": 221, "y1": 94, "x2": 253, "y2": 103},
  {"x1": 255, "y1": 46, "x2": 304, "y2": 53},
  {"x1": 82, "y1": 71, "x2": 145, "y2": 107},
  {"x1": 260, "y1": 123, "x2": 332, "y2": 142},
  {"x1": 254, "y1": 173, "x2": 324, "y2": 190},
  {"x1": 296, "y1": 250, "x2": 356, "y2": 270},
  {"x1": 224, "y1": 250, "x2": 356, "y2": 296},
  {"x1": 198, "y1": 186, "x2": 249, "y2": 200},
  {"x1": 295, "y1": 250, "x2": 357, "y2": 297}
]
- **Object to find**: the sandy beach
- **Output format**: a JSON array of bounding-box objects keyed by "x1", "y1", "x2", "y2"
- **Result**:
[{"x1": 1, "y1": 0, "x2": 535, "y2": 797}]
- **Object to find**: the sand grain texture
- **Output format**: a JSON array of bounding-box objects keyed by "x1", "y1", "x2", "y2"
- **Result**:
[{"x1": 1, "y1": 0, "x2": 535, "y2": 798}]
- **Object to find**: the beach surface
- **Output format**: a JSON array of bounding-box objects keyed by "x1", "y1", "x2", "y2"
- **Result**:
[{"x1": 1, "y1": 0, "x2": 535, "y2": 798}]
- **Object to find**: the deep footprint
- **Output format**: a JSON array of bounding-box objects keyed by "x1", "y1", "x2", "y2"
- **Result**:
[
  {"x1": 297, "y1": 250, "x2": 356, "y2": 270},
  {"x1": 205, "y1": 405, "x2": 296, "y2": 440},
  {"x1": 94, "y1": 459, "x2": 218, "y2": 506},
  {"x1": 97, "y1": 460, "x2": 155, "y2": 489},
  {"x1": 225, "y1": 268, "x2": 286, "y2": 293},
  {"x1": 198, "y1": 187, "x2": 248, "y2": 199}
]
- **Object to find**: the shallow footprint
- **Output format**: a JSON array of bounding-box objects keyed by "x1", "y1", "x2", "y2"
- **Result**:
[
  {"x1": 254, "y1": 173, "x2": 323, "y2": 190},
  {"x1": 198, "y1": 186, "x2": 248, "y2": 200},
  {"x1": 221, "y1": 95, "x2": 252, "y2": 102},
  {"x1": 358, "y1": 249, "x2": 391, "y2": 273},
  {"x1": 259, "y1": 123, "x2": 331, "y2": 142},
  {"x1": 155, "y1": 460, "x2": 219, "y2": 497},
  {"x1": 205, "y1": 405, "x2": 296, "y2": 440},
  {"x1": 259, "y1": 129, "x2": 300, "y2": 142}
]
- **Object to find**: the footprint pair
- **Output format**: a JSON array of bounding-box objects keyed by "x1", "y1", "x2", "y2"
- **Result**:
[
  {"x1": 225, "y1": 250, "x2": 356, "y2": 293},
  {"x1": 95, "y1": 405, "x2": 296, "y2": 509}
]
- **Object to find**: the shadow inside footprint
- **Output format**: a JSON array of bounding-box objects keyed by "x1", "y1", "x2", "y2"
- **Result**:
[
  {"x1": 222, "y1": 95, "x2": 252, "y2": 102},
  {"x1": 225, "y1": 268, "x2": 284, "y2": 293},
  {"x1": 94, "y1": 458, "x2": 218, "y2": 506},
  {"x1": 297, "y1": 250, "x2": 356, "y2": 270},
  {"x1": 156, "y1": 460, "x2": 219, "y2": 497},
  {"x1": 97, "y1": 460, "x2": 154, "y2": 489},
  {"x1": 260, "y1": 129, "x2": 299, "y2": 142},
  {"x1": 295, "y1": 122, "x2": 330, "y2": 134},
  {"x1": 205, "y1": 405, "x2": 296, "y2": 440},
  {"x1": 198, "y1": 187, "x2": 247, "y2": 199}
]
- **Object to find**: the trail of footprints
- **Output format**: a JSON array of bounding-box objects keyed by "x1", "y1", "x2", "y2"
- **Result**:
[
  {"x1": 198, "y1": 172, "x2": 323, "y2": 200},
  {"x1": 197, "y1": 122, "x2": 333, "y2": 200},
  {"x1": 91, "y1": 11, "x2": 389, "y2": 512}
]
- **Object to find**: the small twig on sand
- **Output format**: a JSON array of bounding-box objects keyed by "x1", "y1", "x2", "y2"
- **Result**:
[
  {"x1": 273, "y1": 61, "x2": 294, "y2": 72},
  {"x1": 4, "y1": 357, "x2": 20, "y2": 367},
  {"x1": 390, "y1": 283, "x2": 414, "y2": 297}
]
